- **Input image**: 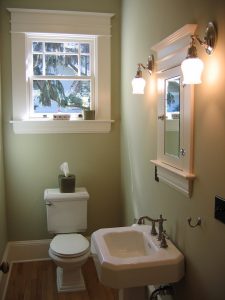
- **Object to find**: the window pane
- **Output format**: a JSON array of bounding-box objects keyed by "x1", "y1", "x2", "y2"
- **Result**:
[
  {"x1": 45, "y1": 42, "x2": 64, "y2": 52},
  {"x1": 65, "y1": 42, "x2": 79, "y2": 53},
  {"x1": 33, "y1": 42, "x2": 43, "y2": 52},
  {"x1": 81, "y1": 55, "x2": 90, "y2": 76},
  {"x1": 33, "y1": 80, "x2": 91, "y2": 114},
  {"x1": 33, "y1": 54, "x2": 43, "y2": 75},
  {"x1": 45, "y1": 55, "x2": 78, "y2": 76},
  {"x1": 80, "y1": 43, "x2": 90, "y2": 53}
]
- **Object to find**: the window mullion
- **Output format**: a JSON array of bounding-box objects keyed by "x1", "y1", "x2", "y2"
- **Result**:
[
  {"x1": 43, "y1": 42, "x2": 46, "y2": 76},
  {"x1": 78, "y1": 43, "x2": 81, "y2": 76}
]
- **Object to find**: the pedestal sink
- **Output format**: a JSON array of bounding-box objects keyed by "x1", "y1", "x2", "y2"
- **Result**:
[{"x1": 91, "y1": 225, "x2": 184, "y2": 300}]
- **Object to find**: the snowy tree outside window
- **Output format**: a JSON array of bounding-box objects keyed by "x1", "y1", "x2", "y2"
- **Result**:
[{"x1": 31, "y1": 39, "x2": 93, "y2": 117}]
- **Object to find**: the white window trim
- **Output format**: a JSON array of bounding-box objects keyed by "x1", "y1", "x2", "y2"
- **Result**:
[{"x1": 8, "y1": 8, "x2": 114, "y2": 134}]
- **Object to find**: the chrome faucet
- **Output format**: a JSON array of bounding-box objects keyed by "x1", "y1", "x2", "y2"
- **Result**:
[
  {"x1": 136, "y1": 214, "x2": 167, "y2": 240},
  {"x1": 136, "y1": 215, "x2": 156, "y2": 224},
  {"x1": 136, "y1": 216, "x2": 158, "y2": 236}
]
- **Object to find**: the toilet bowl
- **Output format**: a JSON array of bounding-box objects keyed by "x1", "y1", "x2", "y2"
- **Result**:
[
  {"x1": 44, "y1": 188, "x2": 90, "y2": 293},
  {"x1": 49, "y1": 233, "x2": 90, "y2": 292}
]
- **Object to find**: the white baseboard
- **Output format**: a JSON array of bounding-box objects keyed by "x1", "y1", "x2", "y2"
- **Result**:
[
  {"x1": 0, "y1": 239, "x2": 51, "y2": 299},
  {"x1": 7, "y1": 239, "x2": 51, "y2": 262}
]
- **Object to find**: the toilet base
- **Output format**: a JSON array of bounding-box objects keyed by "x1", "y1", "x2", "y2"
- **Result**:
[{"x1": 56, "y1": 266, "x2": 86, "y2": 292}]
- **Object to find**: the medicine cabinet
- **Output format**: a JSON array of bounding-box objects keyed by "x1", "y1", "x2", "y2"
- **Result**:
[{"x1": 151, "y1": 24, "x2": 197, "y2": 197}]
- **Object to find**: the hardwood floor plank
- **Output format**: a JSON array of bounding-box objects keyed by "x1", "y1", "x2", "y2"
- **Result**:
[{"x1": 5, "y1": 258, "x2": 118, "y2": 300}]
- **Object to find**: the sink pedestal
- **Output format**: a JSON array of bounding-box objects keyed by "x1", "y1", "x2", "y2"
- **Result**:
[{"x1": 119, "y1": 286, "x2": 148, "y2": 300}]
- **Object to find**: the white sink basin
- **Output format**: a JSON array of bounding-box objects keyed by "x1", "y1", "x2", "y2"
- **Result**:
[
  {"x1": 104, "y1": 230, "x2": 154, "y2": 258},
  {"x1": 91, "y1": 225, "x2": 184, "y2": 289}
]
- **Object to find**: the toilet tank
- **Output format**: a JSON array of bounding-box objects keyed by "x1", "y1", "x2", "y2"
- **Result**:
[{"x1": 44, "y1": 187, "x2": 89, "y2": 234}]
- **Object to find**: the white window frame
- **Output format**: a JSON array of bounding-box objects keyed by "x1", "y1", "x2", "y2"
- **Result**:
[{"x1": 8, "y1": 8, "x2": 114, "y2": 134}]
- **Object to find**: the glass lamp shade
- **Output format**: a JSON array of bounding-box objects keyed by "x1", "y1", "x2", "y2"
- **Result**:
[
  {"x1": 132, "y1": 77, "x2": 146, "y2": 94},
  {"x1": 181, "y1": 57, "x2": 204, "y2": 84}
]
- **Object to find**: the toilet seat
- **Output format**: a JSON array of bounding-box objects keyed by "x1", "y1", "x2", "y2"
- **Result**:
[{"x1": 50, "y1": 233, "x2": 90, "y2": 258}]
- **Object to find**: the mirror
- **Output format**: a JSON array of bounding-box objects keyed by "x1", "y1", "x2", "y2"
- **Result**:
[
  {"x1": 156, "y1": 66, "x2": 184, "y2": 171},
  {"x1": 164, "y1": 76, "x2": 180, "y2": 158}
]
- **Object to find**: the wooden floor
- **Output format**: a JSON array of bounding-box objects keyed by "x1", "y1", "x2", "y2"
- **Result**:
[{"x1": 5, "y1": 258, "x2": 118, "y2": 300}]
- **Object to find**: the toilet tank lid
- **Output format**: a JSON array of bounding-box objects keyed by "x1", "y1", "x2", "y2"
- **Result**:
[{"x1": 44, "y1": 187, "x2": 89, "y2": 201}]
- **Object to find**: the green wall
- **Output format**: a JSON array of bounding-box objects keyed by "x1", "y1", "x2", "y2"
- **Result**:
[
  {"x1": 0, "y1": 0, "x2": 122, "y2": 241},
  {"x1": 121, "y1": 0, "x2": 225, "y2": 299}
]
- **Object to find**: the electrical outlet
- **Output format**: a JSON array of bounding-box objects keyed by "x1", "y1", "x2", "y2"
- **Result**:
[{"x1": 214, "y1": 196, "x2": 225, "y2": 224}]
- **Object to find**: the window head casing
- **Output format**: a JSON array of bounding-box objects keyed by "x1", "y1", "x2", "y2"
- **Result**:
[{"x1": 8, "y1": 9, "x2": 114, "y2": 133}]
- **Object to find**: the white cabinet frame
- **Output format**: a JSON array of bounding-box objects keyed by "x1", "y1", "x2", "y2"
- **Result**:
[{"x1": 151, "y1": 24, "x2": 197, "y2": 197}]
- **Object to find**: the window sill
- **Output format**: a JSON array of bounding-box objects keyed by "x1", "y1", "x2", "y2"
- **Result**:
[
  {"x1": 151, "y1": 159, "x2": 196, "y2": 198},
  {"x1": 10, "y1": 119, "x2": 114, "y2": 134}
]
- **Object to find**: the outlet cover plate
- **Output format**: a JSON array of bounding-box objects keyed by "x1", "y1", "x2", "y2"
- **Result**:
[{"x1": 215, "y1": 195, "x2": 225, "y2": 224}]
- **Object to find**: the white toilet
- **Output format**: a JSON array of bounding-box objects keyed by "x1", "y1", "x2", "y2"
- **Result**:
[{"x1": 44, "y1": 187, "x2": 90, "y2": 293}]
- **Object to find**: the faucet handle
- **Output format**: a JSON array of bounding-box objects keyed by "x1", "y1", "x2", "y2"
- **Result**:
[{"x1": 160, "y1": 231, "x2": 168, "y2": 248}]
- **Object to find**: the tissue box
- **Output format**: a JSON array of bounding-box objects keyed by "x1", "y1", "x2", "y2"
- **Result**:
[{"x1": 58, "y1": 175, "x2": 75, "y2": 193}]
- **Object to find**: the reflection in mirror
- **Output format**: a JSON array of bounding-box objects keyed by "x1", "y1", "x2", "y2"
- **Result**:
[{"x1": 164, "y1": 76, "x2": 180, "y2": 158}]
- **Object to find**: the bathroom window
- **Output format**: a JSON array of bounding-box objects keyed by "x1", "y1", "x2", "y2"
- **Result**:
[
  {"x1": 8, "y1": 9, "x2": 114, "y2": 133},
  {"x1": 29, "y1": 37, "x2": 94, "y2": 119}
]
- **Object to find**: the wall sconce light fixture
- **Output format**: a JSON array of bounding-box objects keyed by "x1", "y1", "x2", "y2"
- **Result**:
[
  {"x1": 132, "y1": 55, "x2": 154, "y2": 94},
  {"x1": 181, "y1": 22, "x2": 217, "y2": 84}
]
